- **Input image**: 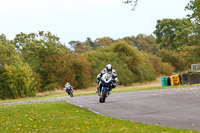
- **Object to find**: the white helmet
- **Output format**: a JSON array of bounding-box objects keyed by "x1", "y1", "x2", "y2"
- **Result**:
[
  {"x1": 66, "y1": 83, "x2": 70, "y2": 86},
  {"x1": 106, "y1": 64, "x2": 112, "y2": 74}
]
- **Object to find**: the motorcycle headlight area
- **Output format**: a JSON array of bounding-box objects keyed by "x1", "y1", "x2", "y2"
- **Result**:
[{"x1": 102, "y1": 82, "x2": 111, "y2": 87}]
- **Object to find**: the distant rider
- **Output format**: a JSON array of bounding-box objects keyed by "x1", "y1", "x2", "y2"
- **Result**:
[
  {"x1": 96, "y1": 64, "x2": 118, "y2": 94},
  {"x1": 64, "y1": 82, "x2": 73, "y2": 94}
]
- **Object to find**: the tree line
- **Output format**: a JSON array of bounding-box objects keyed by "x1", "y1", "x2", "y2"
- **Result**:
[{"x1": 0, "y1": 0, "x2": 200, "y2": 99}]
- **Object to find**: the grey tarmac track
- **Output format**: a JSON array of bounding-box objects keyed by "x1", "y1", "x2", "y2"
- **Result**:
[
  {"x1": 66, "y1": 86, "x2": 200, "y2": 131},
  {"x1": 2, "y1": 86, "x2": 200, "y2": 131}
]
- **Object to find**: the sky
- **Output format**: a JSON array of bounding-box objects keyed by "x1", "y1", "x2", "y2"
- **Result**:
[{"x1": 0, "y1": 0, "x2": 191, "y2": 47}]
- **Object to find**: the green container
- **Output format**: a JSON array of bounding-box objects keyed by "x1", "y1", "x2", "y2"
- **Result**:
[{"x1": 160, "y1": 77, "x2": 168, "y2": 87}]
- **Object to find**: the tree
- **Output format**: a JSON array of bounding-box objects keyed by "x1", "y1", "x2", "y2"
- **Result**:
[
  {"x1": 185, "y1": 0, "x2": 200, "y2": 46},
  {"x1": 123, "y1": 0, "x2": 138, "y2": 10},
  {"x1": 185, "y1": 0, "x2": 200, "y2": 24},
  {"x1": 84, "y1": 50, "x2": 136, "y2": 85},
  {"x1": 135, "y1": 34, "x2": 158, "y2": 54},
  {"x1": 0, "y1": 34, "x2": 8, "y2": 45},
  {"x1": 157, "y1": 49, "x2": 187, "y2": 72},
  {"x1": 84, "y1": 41, "x2": 157, "y2": 85},
  {"x1": 94, "y1": 37, "x2": 114, "y2": 48},
  {"x1": 0, "y1": 43, "x2": 37, "y2": 99},
  {"x1": 43, "y1": 54, "x2": 91, "y2": 90},
  {"x1": 85, "y1": 37, "x2": 97, "y2": 50},
  {"x1": 12, "y1": 31, "x2": 70, "y2": 89},
  {"x1": 121, "y1": 36, "x2": 136, "y2": 47},
  {"x1": 153, "y1": 18, "x2": 194, "y2": 50},
  {"x1": 120, "y1": 35, "x2": 158, "y2": 54},
  {"x1": 69, "y1": 37, "x2": 100, "y2": 54},
  {"x1": 72, "y1": 55, "x2": 91, "y2": 89},
  {"x1": 144, "y1": 52, "x2": 174, "y2": 76},
  {"x1": 69, "y1": 40, "x2": 92, "y2": 55},
  {"x1": 43, "y1": 54, "x2": 75, "y2": 90}
]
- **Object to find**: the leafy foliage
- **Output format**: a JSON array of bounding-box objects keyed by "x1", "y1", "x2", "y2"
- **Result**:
[
  {"x1": 154, "y1": 18, "x2": 194, "y2": 50},
  {"x1": 43, "y1": 54, "x2": 75, "y2": 89},
  {"x1": 0, "y1": 43, "x2": 37, "y2": 99},
  {"x1": 121, "y1": 34, "x2": 158, "y2": 54},
  {"x1": 185, "y1": 0, "x2": 200, "y2": 24},
  {"x1": 72, "y1": 55, "x2": 91, "y2": 89},
  {"x1": 84, "y1": 41, "x2": 157, "y2": 85},
  {"x1": 123, "y1": 0, "x2": 138, "y2": 10},
  {"x1": 109, "y1": 41, "x2": 143, "y2": 67},
  {"x1": 135, "y1": 34, "x2": 158, "y2": 54},
  {"x1": 95, "y1": 37, "x2": 114, "y2": 48},
  {"x1": 69, "y1": 40, "x2": 92, "y2": 55},
  {"x1": 157, "y1": 49, "x2": 187, "y2": 72},
  {"x1": 186, "y1": 46, "x2": 200, "y2": 63},
  {"x1": 43, "y1": 83, "x2": 62, "y2": 92},
  {"x1": 69, "y1": 37, "x2": 114, "y2": 54},
  {"x1": 160, "y1": 62, "x2": 175, "y2": 76},
  {"x1": 12, "y1": 31, "x2": 70, "y2": 89},
  {"x1": 43, "y1": 54, "x2": 91, "y2": 90},
  {"x1": 84, "y1": 51, "x2": 135, "y2": 85},
  {"x1": 3, "y1": 19, "x2": 199, "y2": 98},
  {"x1": 144, "y1": 53, "x2": 174, "y2": 76}
]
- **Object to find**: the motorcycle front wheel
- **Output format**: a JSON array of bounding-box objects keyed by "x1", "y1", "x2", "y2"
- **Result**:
[
  {"x1": 99, "y1": 89, "x2": 107, "y2": 103},
  {"x1": 69, "y1": 90, "x2": 73, "y2": 97},
  {"x1": 70, "y1": 92, "x2": 73, "y2": 97}
]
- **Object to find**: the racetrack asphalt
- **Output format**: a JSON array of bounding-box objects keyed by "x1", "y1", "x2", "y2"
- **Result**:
[
  {"x1": 2, "y1": 86, "x2": 200, "y2": 131},
  {"x1": 66, "y1": 86, "x2": 200, "y2": 131}
]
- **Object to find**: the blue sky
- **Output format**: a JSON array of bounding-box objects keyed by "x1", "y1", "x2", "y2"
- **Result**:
[{"x1": 0, "y1": 0, "x2": 191, "y2": 47}]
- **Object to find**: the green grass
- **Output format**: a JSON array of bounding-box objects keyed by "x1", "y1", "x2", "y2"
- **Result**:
[
  {"x1": 0, "y1": 102, "x2": 199, "y2": 133},
  {"x1": 1, "y1": 84, "x2": 200, "y2": 104}
]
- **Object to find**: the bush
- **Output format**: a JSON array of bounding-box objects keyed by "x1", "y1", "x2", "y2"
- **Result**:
[
  {"x1": 0, "y1": 44, "x2": 37, "y2": 99},
  {"x1": 84, "y1": 50, "x2": 136, "y2": 85},
  {"x1": 43, "y1": 83, "x2": 61, "y2": 91},
  {"x1": 72, "y1": 56, "x2": 91, "y2": 89},
  {"x1": 84, "y1": 41, "x2": 157, "y2": 86},
  {"x1": 43, "y1": 54, "x2": 91, "y2": 90},
  {"x1": 110, "y1": 42, "x2": 156, "y2": 83},
  {"x1": 130, "y1": 63, "x2": 156, "y2": 82},
  {"x1": 0, "y1": 64, "x2": 37, "y2": 99},
  {"x1": 109, "y1": 41, "x2": 143, "y2": 67},
  {"x1": 160, "y1": 62, "x2": 174, "y2": 76},
  {"x1": 144, "y1": 52, "x2": 174, "y2": 76},
  {"x1": 157, "y1": 49, "x2": 187, "y2": 72}
]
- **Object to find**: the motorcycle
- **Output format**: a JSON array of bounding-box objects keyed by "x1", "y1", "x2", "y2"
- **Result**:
[
  {"x1": 65, "y1": 87, "x2": 73, "y2": 97},
  {"x1": 98, "y1": 73, "x2": 113, "y2": 103}
]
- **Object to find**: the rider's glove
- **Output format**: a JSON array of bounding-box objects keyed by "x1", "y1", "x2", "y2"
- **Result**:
[
  {"x1": 113, "y1": 78, "x2": 118, "y2": 83},
  {"x1": 97, "y1": 75, "x2": 101, "y2": 83}
]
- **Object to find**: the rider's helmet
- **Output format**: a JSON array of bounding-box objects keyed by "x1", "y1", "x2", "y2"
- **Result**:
[
  {"x1": 66, "y1": 82, "x2": 70, "y2": 86},
  {"x1": 106, "y1": 64, "x2": 112, "y2": 74}
]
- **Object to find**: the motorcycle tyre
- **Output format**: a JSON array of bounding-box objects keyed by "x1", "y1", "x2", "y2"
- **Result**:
[
  {"x1": 99, "y1": 89, "x2": 107, "y2": 103},
  {"x1": 70, "y1": 92, "x2": 73, "y2": 97},
  {"x1": 99, "y1": 97, "x2": 102, "y2": 103}
]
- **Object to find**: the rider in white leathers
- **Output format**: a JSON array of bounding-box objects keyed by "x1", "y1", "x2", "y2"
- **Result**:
[
  {"x1": 96, "y1": 64, "x2": 118, "y2": 94},
  {"x1": 64, "y1": 82, "x2": 73, "y2": 94}
]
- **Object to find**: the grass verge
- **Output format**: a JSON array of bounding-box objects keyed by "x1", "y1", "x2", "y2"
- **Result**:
[{"x1": 0, "y1": 102, "x2": 199, "y2": 133}]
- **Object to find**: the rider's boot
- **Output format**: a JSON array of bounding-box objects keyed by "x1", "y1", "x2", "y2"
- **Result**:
[
  {"x1": 108, "y1": 88, "x2": 112, "y2": 95},
  {"x1": 96, "y1": 87, "x2": 100, "y2": 94}
]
